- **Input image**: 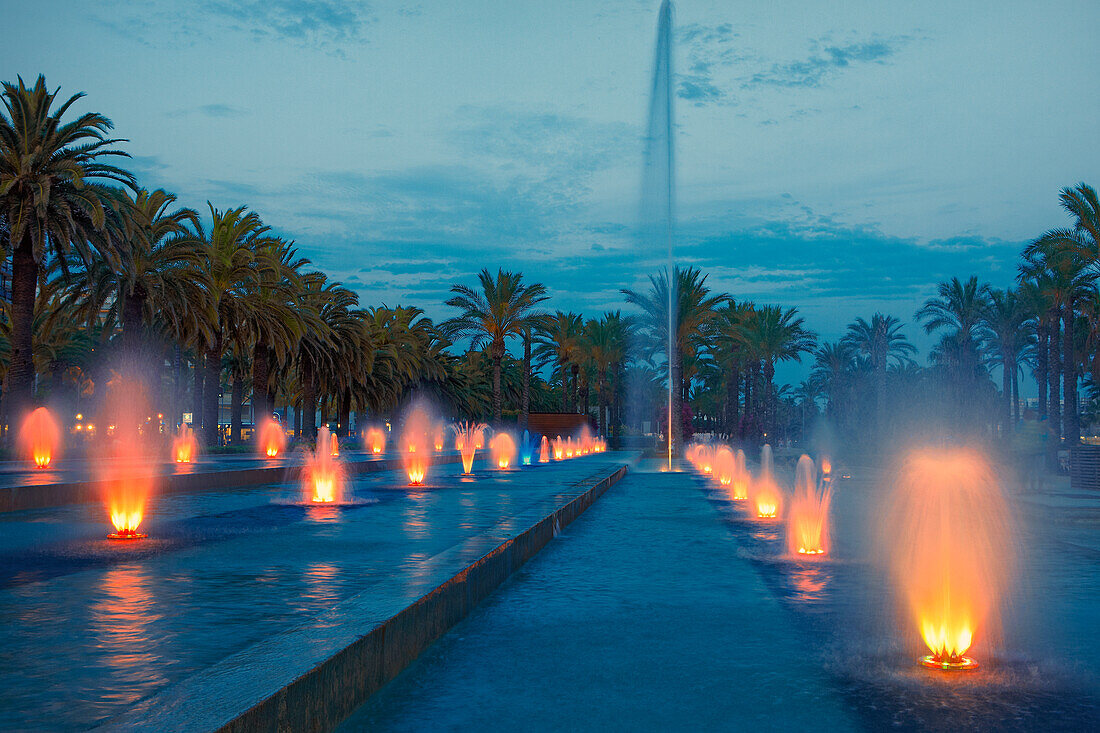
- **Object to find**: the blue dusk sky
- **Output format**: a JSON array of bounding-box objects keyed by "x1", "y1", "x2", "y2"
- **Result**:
[{"x1": 3, "y1": 0, "x2": 1098, "y2": 385}]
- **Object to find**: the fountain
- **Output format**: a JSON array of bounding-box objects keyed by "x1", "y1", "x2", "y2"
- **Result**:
[
  {"x1": 303, "y1": 426, "x2": 345, "y2": 503},
  {"x1": 578, "y1": 425, "x2": 593, "y2": 454},
  {"x1": 258, "y1": 417, "x2": 286, "y2": 458},
  {"x1": 639, "y1": 0, "x2": 676, "y2": 469},
  {"x1": 172, "y1": 424, "x2": 197, "y2": 463},
  {"x1": 753, "y1": 444, "x2": 781, "y2": 519},
  {"x1": 880, "y1": 448, "x2": 1014, "y2": 671},
  {"x1": 520, "y1": 429, "x2": 533, "y2": 465},
  {"x1": 696, "y1": 445, "x2": 714, "y2": 474},
  {"x1": 539, "y1": 435, "x2": 550, "y2": 463},
  {"x1": 491, "y1": 431, "x2": 516, "y2": 469},
  {"x1": 100, "y1": 391, "x2": 153, "y2": 540},
  {"x1": 565, "y1": 437, "x2": 575, "y2": 458},
  {"x1": 731, "y1": 449, "x2": 748, "y2": 500},
  {"x1": 714, "y1": 446, "x2": 735, "y2": 487},
  {"x1": 451, "y1": 420, "x2": 486, "y2": 475},
  {"x1": 329, "y1": 430, "x2": 340, "y2": 456},
  {"x1": 19, "y1": 406, "x2": 60, "y2": 468},
  {"x1": 401, "y1": 405, "x2": 433, "y2": 486},
  {"x1": 433, "y1": 424, "x2": 446, "y2": 452},
  {"x1": 365, "y1": 426, "x2": 386, "y2": 455},
  {"x1": 553, "y1": 436, "x2": 564, "y2": 460},
  {"x1": 786, "y1": 455, "x2": 831, "y2": 557}
]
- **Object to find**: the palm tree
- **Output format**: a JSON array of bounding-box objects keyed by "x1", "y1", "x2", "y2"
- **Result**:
[
  {"x1": 982, "y1": 288, "x2": 1030, "y2": 433},
  {"x1": 741, "y1": 305, "x2": 816, "y2": 438},
  {"x1": 0, "y1": 75, "x2": 134, "y2": 422},
  {"x1": 916, "y1": 276, "x2": 991, "y2": 430},
  {"x1": 622, "y1": 266, "x2": 727, "y2": 453},
  {"x1": 811, "y1": 340, "x2": 856, "y2": 422},
  {"x1": 842, "y1": 313, "x2": 916, "y2": 436},
  {"x1": 1022, "y1": 235, "x2": 1095, "y2": 447},
  {"x1": 182, "y1": 204, "x2": 280, "y2": 444},
  {"x1": 534, "y1": 311, "x2": 583, "y2": 413},
  {"x1": 445, "y1": 269, "x2": 548, "y2": 423}
]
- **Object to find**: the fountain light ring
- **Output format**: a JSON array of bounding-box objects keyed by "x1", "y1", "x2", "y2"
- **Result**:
[
  {"x1": 919, "y1": 654, "x2": 979, "y2": 672},
  {"x1": 107, "y1": 530, "x2": 148, "y2": 540}
]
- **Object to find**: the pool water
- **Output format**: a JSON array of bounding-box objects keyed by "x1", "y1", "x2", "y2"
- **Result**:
[{"x1": 341, "y1": 459, "x2": 1100, "y2": 731}]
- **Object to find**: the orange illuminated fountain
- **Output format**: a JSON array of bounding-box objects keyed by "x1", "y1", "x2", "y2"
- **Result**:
[
  {"x1": 172, "y1": 424, "x2": 197, "y2": 463},
  {"x1": 881, "y1": 448, "x2": 1013, "y2": 672},
  {"x1": 578, "y1": 425, "x2": 593, "y2": 454},
  {"x1": 490, "y1": 431, "x2": 517, "y2": 469},
  {"x1": 752, "y1": 444, "x2": 782, "y2": 519},
  {"x1": 365, "y1": 426, "x2": 386, "y2": 455},
  {"x1": 553, "y1": 436, "x2": 564, "y2": 460},
  {"x1": 329, "y1": 431, "x2": 340, "y2": 456},
  {"x1": 19, "y1": 406, "x2": 61, "y2": 468},
  {"x1": 786, "y1": 455, "x2": 831, "y2": 557},
  {"x1": 101, "y1": 389, "x2": 154, "y2": 539},
  {"x1": 401, "y1": 405, "x2": 433, "y2": 485},
  {"x1": 474, "y1": 427, "x2": 485, "y2": 450},
  {"x1": 564, "y1": 437, "x2": 574, "y2": 458},
  {"x1": 539, "y1": 435, "x2": 550, "y2": 463},
  {"x1": 730, "y1": 449, "x2": 749, "y2": 500},
  {"x1": 303, "y1": 426, "x2": 345, "y2": 503},
  {"x1": 696, "y1": 445, "x2": 714, "y2": 475},
  {"x1": 258, "y1": 417, "x2": 287, "y2": 458},
  {"x1": 714, "y1": 446, "x2": 735, "y2": 486},
  {"x1": 452, "y1": 420, "x2": 487, "y2": 474},
  {"x1": 433, "y1": 424, "x2": 445, "y2": 452}
]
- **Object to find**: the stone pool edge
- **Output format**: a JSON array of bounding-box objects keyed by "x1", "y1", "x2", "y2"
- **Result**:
[{"x1": 99, "y1": 462, "x2": 629, "y2": 733}]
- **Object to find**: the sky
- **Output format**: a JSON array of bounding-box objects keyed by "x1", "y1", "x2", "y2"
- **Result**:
[{"x1": 3, "y1": 0, "x2": 1098, "y2": 387}]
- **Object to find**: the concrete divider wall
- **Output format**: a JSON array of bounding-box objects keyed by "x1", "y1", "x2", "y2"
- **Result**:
[
  {"x1": 0, "y1": 453, "x2": 463, "y2": 514},
  {"x1": 213, "y1": 465, "x2": 627, "y2": 733}
]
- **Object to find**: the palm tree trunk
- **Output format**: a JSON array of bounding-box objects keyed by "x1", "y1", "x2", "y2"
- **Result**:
[
  {"x1": 8, "y1": 232, "x2": 38, "y2": 426},
  {"x1": 1049, "y1": 313, "x2": 1061, "y2": 469},
  {"x1": 302, "y1": 359, "x2": 317, "y2": 440},
  {"x1": 1002, "y1": 353, "x2": 1012, "y2": 439},
  {"x1": 1012, "y1": 364, "x2": 1020, "y2": 425},
  {"x1": 492, "y1": 354, "x2": 503, "y2": 423},
  {"x1": 571, "y1": 365, "x2": 579, "y2": 413},
  {"x1": 338, "y1": 388, "x2": 351, "y2": 437},
  {"x1": 1037, "y1": 323, "x2": 1048, "y2": 418},
  {"x1": 560, "y1": 363, "x2": 568, "y2": 412},
  {"x1": 230, "y1": 375, "x2": 244, "y2": 444},
  {"x1": 120, "y1": 284, "x2": 148, "y2": 373},
  {"x1": 521, "y1": 330, "x2": 531, "y2": 433},
  {"x1": 295, "y1": 397, "x2": 303, "y2": 438},
  {"x1": 251, "y1": 343, "x2": 270, "y2": 428},
  {"x1": 192, "y1": 355, "x2": 204, "y2": 429},
  {"x1": 596, "y1": 367, "x2": 607, "y2": 433},
  {"x1": 876, "y1": 360, "x2": 887, "y2": 439},
  {"x1": 764, "y1": 359, "x2": 776, "y2": 440},
  {"x1": 203, "y1": 333, "x2": 223, "y2": 446},
  {"x1": 1064, "y1": 302, "x2": 1079, "y2": 446},
  {"x1": 172, "y1": 344, "x2": 184, "y2": 427}
]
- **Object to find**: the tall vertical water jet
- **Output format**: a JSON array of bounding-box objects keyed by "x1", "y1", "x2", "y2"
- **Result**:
[
  {"x1": 880, "y1": 448, "x2": 1014, "y2": 671},
  {"x1": 539, "y1": 435, "x2": 550, "y2": 463},
  {"x1": 714, "y1": 446, "x2": 735, "y2": 487},
  {"x1": 19, "y1": 406, "x2": 60, "y2": 468},
  {"x1": 786, "y1": 455, "x2": 832, "y2": 556},
  {"x1": 640, "y1": 0, "x2": 676, "y2": 468}
]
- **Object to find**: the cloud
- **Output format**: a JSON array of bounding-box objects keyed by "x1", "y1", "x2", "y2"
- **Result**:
[
  {"x1": 204, "y1": 0, "x2": 374, "y2": 47},
  {"x1": 745, "y1": 37, "x2": 907, "y2": 89},
  {"x1": 675, "y1": 22, "x2": 743, "y2": 105},
  {"x1": 168, "y1": 103, "x2": 248, "y2": 119}
]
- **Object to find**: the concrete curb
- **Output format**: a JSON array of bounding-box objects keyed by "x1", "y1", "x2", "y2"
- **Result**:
[
  {"x1": 99, "y1": 463, "x2": 628, "y2": 733},
  {"x1": 0, "y1": 454, "x2": 463, "y2": 514}
]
